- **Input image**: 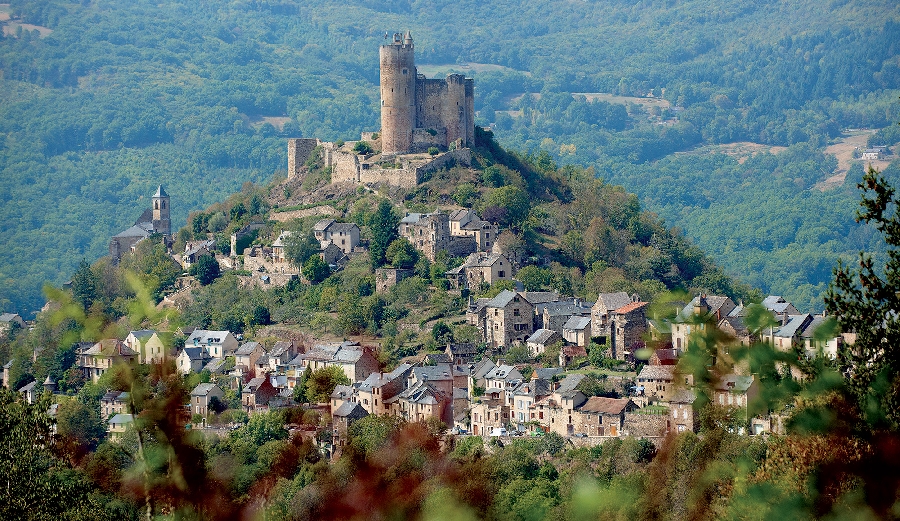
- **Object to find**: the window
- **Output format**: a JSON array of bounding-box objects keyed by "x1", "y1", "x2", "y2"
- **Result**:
[
  {"x1": 513, "y1": 307, "x2": 519, "y2": 316},
  {"x1": 499, "y1": 271, "x2": 506, "y2": 278}
]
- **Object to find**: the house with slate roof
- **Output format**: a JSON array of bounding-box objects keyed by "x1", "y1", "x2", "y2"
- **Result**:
[
  {"x1": 0, "y1": 313, "x2": 25, "y2": 338},
  {"x1": 100, "y1": 390, "x2": 130, "y2": 420},
  {"x1": 445, "y1": 252, "x2": 512, "y2": 290},
  {"x1": 242, "y1": 376, "x2": 278, "y2": 413},
  {"x1": 762, "y1": 296, "x2": 800, "y2": 322},
  {"x1": 190, "y1": 383, "x2": 224, "y2": 417},
  {"x1": 510, "y1": 379, "x2": 552, "y2": 428},
  {"x1": 527, "y1": 329, "x2": 562, "y2": 357},
  {"x1": 668, "y1": 389, "x2": 699, "y2": 433},
  {"x1": 313, "y1": 219, "x2": 361, "y2": 255},
  {"x1": 180, "y1": 238, "x2": 216, "y2": 269},
  {"x1": 332, "y1": 401, "x2": 368, "y2": 455},
  {"x1": 355, "y1": 363, "x2": 412, "y2": 415},
  {"x1": 299, "y1": 341, "x2": 380, "y2": 382},
  {"x1": 533, "y1": 374, "x2": 588, "y2": 436},
  {"x1": 763, "y1": 314, "x2": 814, "y2": 352},
  {"x1": 563, "y1": 316, "x2": 592, "y2": 347},
  {"x1": 125, "y1": 330, "x2": 168, "y2": 365},
  {"x1": 18, "y1": 380, "x2": 39, "y2": 404},
  {"x1": 671, "y1": 295, "x2": 736, "y2": 352},
  {"x1": 445, "y1": 342, "x2": 478, "y2": 365},
  {"x1": 186, "y1": 330, "x2": 239, "y2": 359},
  {"x1": 80, "y1": 339, "x2": 138, "y2": 383},
  {"x1": 387, "y1": 380, "x2": 453, "y2": 424},
  {"x1": 449, "y1": 209, "x2": 499, "y2": 251},
  {"x1": 235, "y1": 341, "x2": 266, "y2": 376},
  {"x1": 591, "y1": 292, "x2": 634, "y2": 339},
  {"x1": 534, "y1": 298, "x2": 592, "y2": 336},
  {"x1": 636, "y1": 365, "x2": 684, "y2": 404},
  {"x1": 176, "y1": 347, "x2": 209, "y2": 375},
  {"x1": 712, "y1": 374, "x2": 758, "y2": 417},
  {"x1": 108, "y1": 413, "x2": 134, "y2": 440},
  {"x1": 483, "y1": 290, "x2": 534, "y2": 348}
]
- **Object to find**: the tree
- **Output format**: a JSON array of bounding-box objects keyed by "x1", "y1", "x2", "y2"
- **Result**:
[
  {"x1": 484, "y1": 185, "x2": 530, "y2": 229},
  {"x1": 353, "y1": 141, "x2": 373, "y2": 154},
  {"x1": 385, "y1": 238, "x2": 418, "y2": 269},
  {"x1": 55, "y1": 398, "x2": 105, "y2": 461},
  {"x1": 369, "y1": 199, "x2": 400, "y2": 270},
  {"x1": 302, "y1": 255, "x2": 331, "y2": 284},
  {"x1": 825, "y1": 166, "x2": 900, "y2": 429},
  {"x1": 189, "y1": 254, "x2": 221, "y2": 285},
  {"x1": 305, "y1": 366, "x2": 351, "y2": 403},
  {"x1": 431, "y1": 321, "x2": 454, "y2": 345},
  {"x1": 293, "y1": 366, "x2": 313, "y2": 403},
  {"x1": 70, "y1": 259, "x2": 98, "y2": 310},
  {"x1": 284, "y1": 231, "x2": 319, "y2": 270}
]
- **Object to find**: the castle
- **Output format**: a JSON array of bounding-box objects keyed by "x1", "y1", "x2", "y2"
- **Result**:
[
  {"x1": 108, "y1": 186, "x2": 171, "y2": 263},
  {"x1": 287, "y1": 32, "x2": 475, "y2": 188},
  {"x1": 379, "y1": 31, "x2": 474, "y2": 155}
]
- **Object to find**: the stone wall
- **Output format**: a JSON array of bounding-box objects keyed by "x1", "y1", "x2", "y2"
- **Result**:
[
  {"x1": 287, "y1": 138, "x2": 321, "y2": 179},
  {"x1": 624, "y1": 413, "x2": 668, "y2": 438}
]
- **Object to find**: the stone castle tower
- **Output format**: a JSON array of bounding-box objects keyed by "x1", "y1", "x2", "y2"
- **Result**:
[
  {"x1": 380, "y1": 32, "x2": 475, "y2": 155},
  {"x1": 380, "y1": 31, "x2": 417, "y2": 155},
  {"x1": 151, "y1": 185, "x2": 171, "y2": 236}
]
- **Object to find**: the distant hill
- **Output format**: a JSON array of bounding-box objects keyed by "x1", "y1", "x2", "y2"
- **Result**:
[{"x1": 0, "y1": 0, "x2": 898, "y2": 314}]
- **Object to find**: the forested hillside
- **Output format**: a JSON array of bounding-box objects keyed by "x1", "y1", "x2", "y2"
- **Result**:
[{"x1": 1, "y1": 0, "x2": 899, "y2": 314}]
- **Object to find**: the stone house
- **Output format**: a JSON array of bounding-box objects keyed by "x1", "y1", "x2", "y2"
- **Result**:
[
  {"x1": 611, "y1": 301, "x2": 649, "y2": 360},
  {"x1": 125, "y1": 330, "x2": 168, "y2": 365},
  {"x1": 387, "y1": 381, "x2": 452, "y2": 425},
  {"x1": 591, "y1": 292, "x2": 634, "y2": 340},
  {"x1": 332, "y1": 401, "x2": 368, "y2": 455},
  {"x1": 562, "y1": 316, "x2": 592, "y2": 347},
  {"x1": 330, "y1": 384, "x2": 355, "y2": 411},
  {"x1": 799, "y1": 315, "x2": 841, "y2": 359},
  {"x1": 559, "y1": 345, "x2": 587, "y2": 367},
  {"x1": 374, "y1": 267, "x2": 414, "y2": 293},
  {"x1": 482, "y1": 364, "x2": 524, "y2": 396},
  {"x1": 636, "y1": 365, "x2": 688, "y2": 404},
  {"x1": 312, "y1": 219, "x2": 361, "y2": 255},
  {"x1": 575, "y1": 397, "x2": 638, "y2": 437},
  {"x1": 0, "y1": 313, "x2": 26, "y2": 336},
  {"x1": 181, "y1": 239, "x2": 216, "y2": 269},
  {"x1": 80, "y1": 340, "x2": 138, "y2": 384},
  {"x1": 2, "y1": 360, "x2": 10, "y2": 389},
  {"x1": 448, "y1": 209, "x2": 499, "y2": 251},
  {"x1": 670, "y1": 295, "x2": 736, "y2": 353},
  {"x1": 470, "y1": 397, "x2": 511, "y2": 436},
  {"x1": 534, "y1": 382, "x2": 588, "y2": 437},
  {"x1": 712, "y1": 374, "x2": 758, "y2": 412},
  {"x1": 235, "y1": 341, "x2": 266, "y2": 376},
  {"x1": 299, "y1": 341, "x2": 380, "y2": 382},
  {"x1": 242, "y1": 376, "x2": 278, "y2": 413},
  {"x1": 526, "y1": 329, "x2": 562, "y2": 357},
  {"x1": 100, "y1": 390, "x2": 130, "y2": 420},
  {"x1": 483, "y1": 290, "x2": 535, "y2": 348},
  {"x1": 399, "y1": 212, "x2": 475, "y2": 261},
  {"x1": 718, "y1": 316, "x2": 753, "y2": 346},
  {"x1": 445, "y1": 252, "x2": 512, "y2": 290},
  {"x1": 648, "y1": 348, "x2": 678, "y2": 366},
  {"x1": 186, "y1": 330, "x2": 239, "y2": 359},
  {"x1": 445, "y1": 342, "x2": 478, "y2": 365},
  {"x1": 668, "y1": 389, "x2": 699, "y2": 433},
  {"x1": 356, "y1": 363, "x2": 413, "y2": 415},
  {"x1": 190, "y1": 383, "x2": 224, "y2": 418},
  {"x1": 535, "y1": 299, "x2": 592, "y2": 337}
]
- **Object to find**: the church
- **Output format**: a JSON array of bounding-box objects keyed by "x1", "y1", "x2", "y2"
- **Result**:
[{"x1": 108, "y1": 186, "x2": 171, "y2": 263}]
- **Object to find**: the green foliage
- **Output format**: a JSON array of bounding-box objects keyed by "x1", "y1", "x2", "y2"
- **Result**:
[
  {"x1": 302, "y1": 255, "x2": 331, "y2": 284},
  {"x1": 385, "y1": 238, "x2": 418, "y2": 269},
  {"x1": 826, "y1": 166, "x2": 900, "y2": 429},
  {"x1": 304, "y1": 366, "x2": 351, "y2": 404},
  {"x1": 348, "y1": 414, "x2": 405, "y2": 457},
  {"x1": 189, "y1": 254, "x2": 221, "y2": 285},
  {"x1": 484, "y1": 185, "x2": 531, "y2": 229},
  {"x1": 505, "y1": 344, "x2": 532, "y2": 364},
  {"x1": 231, "y1": 410, "x2": 287, "y2": 447},
  {"x1": 353, "y1": 141, "x2": 373, "y2": 155},
  {"x1": 284, "y1": 230, "x2": 320, "y2": 269},
  {"x1": 369, "y1": 199, "x2": 400, "y2": 270}
]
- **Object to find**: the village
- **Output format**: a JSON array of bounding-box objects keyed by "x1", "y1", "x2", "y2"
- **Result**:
[
  {"x1": 1, "y1": 183, "x2": 846, "y2": 457},
  {"x1": 0, "y1": 31, "x2": 852, "y2": 460}
]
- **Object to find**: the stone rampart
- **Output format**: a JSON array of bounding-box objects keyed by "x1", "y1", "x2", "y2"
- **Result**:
[{"x1": 287, "y1": 138, "x2": 321, "y2": 179}]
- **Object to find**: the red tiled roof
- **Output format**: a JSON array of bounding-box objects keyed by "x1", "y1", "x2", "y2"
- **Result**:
[{"x1": 615, "y1": 301, "x2": 648, "y2": 314}]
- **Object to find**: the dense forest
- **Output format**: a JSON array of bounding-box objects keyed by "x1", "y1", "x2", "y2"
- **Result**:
[{"x1": 1, "y1": 0, "x2": 899, "y2": 314}]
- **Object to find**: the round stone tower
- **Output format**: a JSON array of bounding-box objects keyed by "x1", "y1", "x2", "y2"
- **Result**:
[{"x1": 380, "y1": 31, "x2": 416, "y2": 155}]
